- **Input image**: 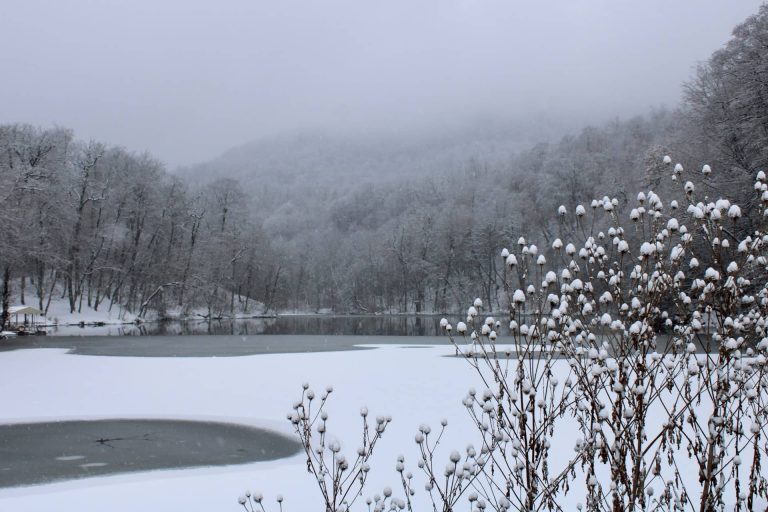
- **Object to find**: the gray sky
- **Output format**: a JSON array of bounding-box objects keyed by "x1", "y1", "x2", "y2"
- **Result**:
[{"x1": 0, "y1": 0, "x2": 763, "y2": 167}]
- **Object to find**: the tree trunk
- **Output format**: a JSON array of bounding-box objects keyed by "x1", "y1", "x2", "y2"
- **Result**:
[{"x1": 2, "y1": 266, "x2": 11, "y2": 330}]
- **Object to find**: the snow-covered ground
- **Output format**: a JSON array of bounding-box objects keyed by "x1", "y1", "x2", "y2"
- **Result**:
[
  {"x1": 40, "y1": 297, "x2": 138, "y2": 326},
  {"x1": 0, "y1": 343, "x2": 480, "y2": 511},
  {"x1": 0, "y1": 340, "x2": 762, "y2": 511}
]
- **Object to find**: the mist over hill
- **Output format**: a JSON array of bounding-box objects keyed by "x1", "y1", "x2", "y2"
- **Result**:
[
  {"x1": 169, "y1": 106, "x2": 677, "y2": 313},
  {"x1": 178, "y1": 115, "x2": 580, "y2": 185},
  {"x1": 176, "y1": 115, "x2": 586, "y2": 242}
]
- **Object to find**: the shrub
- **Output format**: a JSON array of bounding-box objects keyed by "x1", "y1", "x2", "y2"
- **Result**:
[{"x1": 244, "y1": 157, "x2": 768, "y2": 511}]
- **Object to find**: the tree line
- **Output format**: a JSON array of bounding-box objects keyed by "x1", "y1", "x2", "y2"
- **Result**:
[
  {"x1": 3, "y1": 4, "x2": 768, "y2": 321},
  {"x1": 239, "y1": 4, "x2": 768, "y2": 315},
  {"x1": 0, "y1": 130, "x2": 282, "y2": 327}
]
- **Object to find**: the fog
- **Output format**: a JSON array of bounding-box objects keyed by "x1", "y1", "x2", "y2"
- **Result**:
[{"x1": 0, "y1": 0, "x2": 763, "y2": 166}]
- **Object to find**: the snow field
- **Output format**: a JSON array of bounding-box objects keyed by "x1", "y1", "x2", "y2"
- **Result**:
[
  {"x1": 0, "y1": 343, "x2": 762, "y2": 511},
  {"x1": 0, "y1": 344, "x2": 475, "y2": 511}
]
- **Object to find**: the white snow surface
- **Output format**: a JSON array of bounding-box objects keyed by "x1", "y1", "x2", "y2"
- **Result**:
[
  {"x1": 41, "y1": 297, "x2": 137, "y2": 326},
  {"x1": 0, "y1": 343, "x2": 762, "y2": 511},
  {"x1": 0, "y1": 344, "x2": 481, "y2": 511},
  {"x1": 12, "y1": 286, "x2": 267, "y2": 328}
]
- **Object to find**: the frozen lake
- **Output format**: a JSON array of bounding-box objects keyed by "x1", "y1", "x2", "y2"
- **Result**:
[
  {"x1": 0, "y1": 330, "x2": 734, "y2": 511},
  {"x1": 0, "y1": 337, "x2": 475, "y2": 512},
  {"x1": 0, "y1": 333, "x2": 449, "y2": 357},
  {"x1": 0, "y1": 331, "x2": 452, "y2": 499}
]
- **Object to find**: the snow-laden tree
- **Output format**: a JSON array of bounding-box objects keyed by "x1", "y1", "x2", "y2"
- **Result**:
[
  {"x1": 684, "y1": 4, "x2": 768, "y2": 179},
  {"x1": 0, "y1": 124, "x2": 281, "y2": 320},
  {"x1": 250, "y1": 157, "x2": 768, "y2": 511},
  {"x1": 0, "y1": 124, "x2": 72, "y2": 327}
]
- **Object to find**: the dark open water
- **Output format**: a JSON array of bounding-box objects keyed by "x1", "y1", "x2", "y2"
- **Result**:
[{"x1": 47, "y1": 314, "x2": 451, "y2": 337}]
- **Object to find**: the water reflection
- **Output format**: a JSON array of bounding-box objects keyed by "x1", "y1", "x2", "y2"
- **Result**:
[{"x1": 47, "y1": 315, "x2": 449, "y2": 337}]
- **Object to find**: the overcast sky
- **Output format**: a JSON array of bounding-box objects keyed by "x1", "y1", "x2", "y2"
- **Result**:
[{"x1": 0, "y1": 0, "x2": 763, "y2": 167}]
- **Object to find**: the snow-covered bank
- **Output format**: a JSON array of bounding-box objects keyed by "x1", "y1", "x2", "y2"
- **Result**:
[
  {"x1": 39, "y1": 298, "x2": 138, "y2": 327},
  {"x1": 7, "y1": 286, "x2": 270, "y2": 329}
]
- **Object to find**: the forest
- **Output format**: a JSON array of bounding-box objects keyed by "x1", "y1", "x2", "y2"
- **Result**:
[{"x1": 2, "y1": 4, "x2": 767, "y2": 323}]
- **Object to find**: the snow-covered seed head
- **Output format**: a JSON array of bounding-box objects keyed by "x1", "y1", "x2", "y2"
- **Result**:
[
  {"x1": 702, "y1": 164, "x2": 711, "y2": 175},
  {"x1": 663, "y1": 155, "x2": 672, "y2": 165},
  {"x1": 640, "y1": 242, "x2": 656, "y2": 257},
  {"x1": 618, "y1": 240, "x2": 629, "y2": 253},
  {"x1": 667, "y1": 218, "x2": 679, "y2": 231}
]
